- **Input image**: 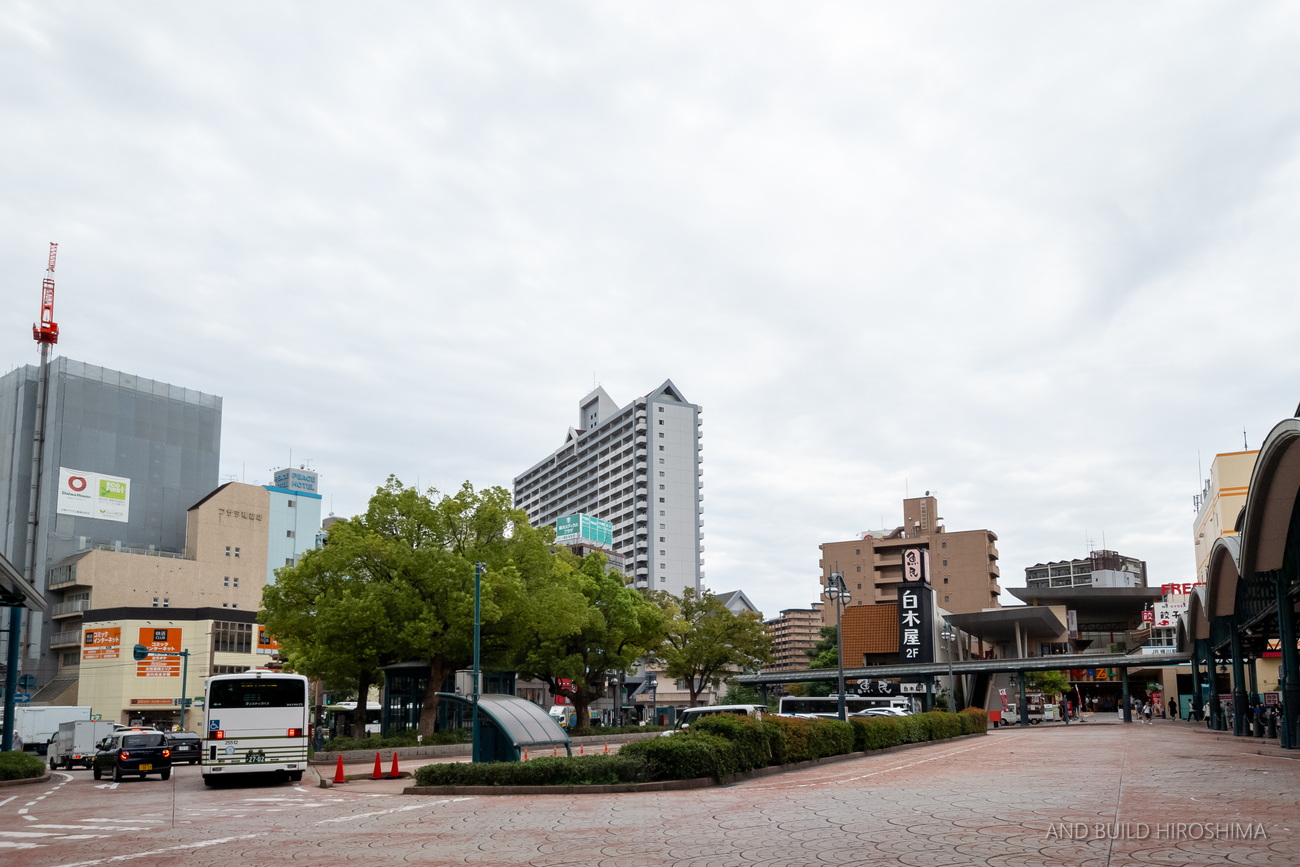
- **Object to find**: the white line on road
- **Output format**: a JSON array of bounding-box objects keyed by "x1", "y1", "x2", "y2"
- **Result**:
[
  {"x1": 314, "y1": 797, "x2": 474, "y2": 825},
  {"x1": 59, "y1": 833, "x2": 265, "y2": 867},
  {"x1": 0, "y1": 796, "x2": 15, "y2": 808}
]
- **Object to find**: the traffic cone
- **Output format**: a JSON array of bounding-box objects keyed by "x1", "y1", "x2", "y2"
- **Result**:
[
  {"x1": 389, "y1": 753, "x2": 400, "y2": 779},
  {"x1": 603, "y1": 742, "x2": 609, "y2": 754},
  {"x1": 333, "y1": 755, "x2": 346, "y2": 784},
  {"x1": 552, "y1": 745, "x2": 558, "y2": 758},
  {"x1": 522, "y1": 747, "x2": 529, "y2": 762},
  {"x1": 372, "y1": 752, "x2": 383, "y2": 779}
]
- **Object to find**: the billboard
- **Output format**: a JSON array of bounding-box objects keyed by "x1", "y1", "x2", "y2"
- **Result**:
[
  {"x1": 257, "y1": 626, "x2": 280, "y2": 655},
  {"x1": 82, "y1": 627, "x2": 121, "y2": 660},
  {"x1": 554, "y1": 513, "x2": 614, "y2": 548},
  {"x1": 56, "y1": 467, "x2": 131, "y2": 523},
  {"x1": 136, "y1": 627, "x2": 182, "y2": 677},
  {"x1": 898, "y1": 583, "x2": 934, "y2": 664}
]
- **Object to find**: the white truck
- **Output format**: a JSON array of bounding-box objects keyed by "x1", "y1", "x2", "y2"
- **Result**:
[
  {"x1": 2, "y1": 706, "x2": 93, "y2": 754},
  {"x1": 48, "y1": 720, "x2": 116, "y2": 769}
]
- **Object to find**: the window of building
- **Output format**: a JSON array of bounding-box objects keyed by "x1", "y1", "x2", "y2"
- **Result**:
[
  {"x1": 659, "y1": 510, "x2": 666, "y2": 516},
  {"x1": 212, "y1": 665, "x2": 245, "y2": 675},
  {"x1": 287, "y1": 500, "x2": 295, "y2": 508},
  {"x1": 658, "y1": 419, "x2": 664, "y2": 425},
  {"x1": 234, "y1": 547, "x2": 241, "y2": 558},
  {"x1": 659, "y1": 550, "x2": 666, "y2": 555},
  {"x1": 942, "y1": 541, "x2": 947, "y2": 548},
  {"x1": 658, "y1": 445, "x2": 664, "y2": 451},
  {"x1": 223, "y1": 576, "x2": 230, "y2": 587},
  {"x1": 660, "y1": 536, "x2": 665, "y2": 542},
  {"x1": 855, "y1": 565, "x2": 861, "y2": 572},
  {"x1": 153, "y1": 597, "x2": 159, "y2": 606},
  {"x1": 659, "y1": 497, "x2": 665, "y2": 503},
  {"x1": 61, "y1": 651, "x2": 80, "y2": 667},
  {"x1": 286, "y1": 558, "x2": 295, "y2": 566},
  {"x1": 659, "y1": 484, "x2": 665, "y2": 490},
  {"x1": 658, "y1": 406, "x2": 664, "y2": 412},
  {"x1": 857, "y1": 583, "x2": 862, "y2": 590},
  {"x1": 212, "y1": 621, "x2": 253, "y2": 653},
  {"x1": 944, "y1": 595, "x2": 950, "y2": 603},
  {"x1": 658, "y1": 432, "x2": 664, "y2": 438},
  {"x1": 659, "y1": 576, "x2": 666, "y2": 583},
  {"x1": 942, "y1": 559, "x2": 948, "y2": 566},
  {"x1": 855, "y1": 549, "x2": 860, "y2": 555},
  {"x1": 659, "y1": 523, "x2": 666, "y2": 529},
  {"x1": 943, "y1": 577, "x2": 948, "y2": 584},
  {"x1": 233, "y1": 577, "x2": 239, "y2": 588},
  {"x1": 659, "y1": 471, "x2": 665, "y2": 477},
  {"x1": 286, "y1": 530, "x2": 295, "y2": 538},
  {"x1": 225, "y1": 546, "x2": 231, "y2": 557}
]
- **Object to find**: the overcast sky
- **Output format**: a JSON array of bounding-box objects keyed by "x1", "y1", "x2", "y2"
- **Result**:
[{"x1": 3, "y1": 3, "x2": 1298, "y2": 618}]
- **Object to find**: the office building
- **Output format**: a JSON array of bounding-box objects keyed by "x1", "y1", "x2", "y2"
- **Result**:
[
  {"x1": 514, "y1": 381, "x2": 703, "y2": 597},
  {"x1": 818, "y1": 495, "x2": 1001, "y2": 626},
  {"x1": 49, "y1": 477, "x2": 322, "y2": 720},
  {"x1": 1192, "y1": 449, "x2": 1258, "y2": 584},
  {"x1": 0, "y1": 358, "x2": 221, "y2": 694}
]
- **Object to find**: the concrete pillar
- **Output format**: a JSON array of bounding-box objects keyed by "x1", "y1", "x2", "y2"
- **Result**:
[
  {"x1": 1121, "y1": 665, "x2": 1131, "y2": 724},
  {"x1": 1275, "y1": 571, "x2": 1299, "y2": 749},
  {"x1": 1190, "y1": 640, "x2": 1204, "y2": 722},
  {"x1": 1231, "y1": 622, "x2": 1249, "y2": 737}
]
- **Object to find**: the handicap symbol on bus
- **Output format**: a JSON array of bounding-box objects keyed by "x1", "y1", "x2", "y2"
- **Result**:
[{"x1": 209, "y1": 719, "x2": 220, "y2": 731}]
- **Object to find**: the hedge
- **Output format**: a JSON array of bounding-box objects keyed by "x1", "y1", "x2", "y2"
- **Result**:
[
  {"x1": 0, "y1": 751, "x2": 45, "y2": 782},
  {"x1": 411, "y1": 710, "x2": 985, "y2": 787}
]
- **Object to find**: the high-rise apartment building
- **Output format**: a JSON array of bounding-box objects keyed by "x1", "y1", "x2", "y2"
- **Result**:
[
  {"x1": 1023, "y1": 550, "x2": 1148, "y2": 589},
  {"x1": 514, "y1": 381, "x2": 702, "y2": 596},
  {"x1": 818, "y1": 495, "x2": 1001, "y2": 626},
  {"x1": 0, "y1": 359, "x2": 221, "y2": 693},
  {"x1": 764, "y1": 603, "x2": 825, "y2": 672}
]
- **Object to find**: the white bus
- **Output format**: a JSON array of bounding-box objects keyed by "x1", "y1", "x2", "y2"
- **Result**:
[
  {"x1": 778, "y1": 695, "x2": 912, "y2": 716},
  {"x1": 203, "y1": 669, "x2": 309, "y2": 786}
]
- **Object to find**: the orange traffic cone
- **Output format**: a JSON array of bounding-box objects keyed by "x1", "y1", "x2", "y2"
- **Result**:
[
  {"x1": 372, "y1": 752, "x2": 383, "y2": 779},
  {"x1": 389, "y1": 753, "x2": 400, "y2": 779},
  {"x1": 579, "y1": 743, "x2": 585, "y2": 756},
  {"x1": 552, "y1": 745, "x2": 558, "y2": 758},
  {"x1": 333, "y1": 755, "x2": 346, "y2": 784},
  {"x1": 603, "y1": 742, "x2": 609, "y2": 754},
  {"x1": 522, "y1": 747, "x2": 529, "y2": 762}
]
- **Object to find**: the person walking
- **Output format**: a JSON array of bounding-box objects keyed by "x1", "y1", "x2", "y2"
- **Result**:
[
  {"x1": 1142, "y1": 701, "x2": 1153, "y2": 724},
  {"x1": 1168, "y1": 696, "x2": 1178, "y2": 720}
]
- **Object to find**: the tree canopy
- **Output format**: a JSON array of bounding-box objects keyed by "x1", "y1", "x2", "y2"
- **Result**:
[{"x1": 655, "y1": 589, "x2": 773, "y2": 706}]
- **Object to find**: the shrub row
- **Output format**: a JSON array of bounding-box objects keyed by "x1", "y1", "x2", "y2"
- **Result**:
[
  {"x1": 0, "y1": 751, "x2": 46, "y2": 782},
  {"x1": 412, "y1": 709, "x2": 987, "y2": 788},
  {"x1": 324, "y1": 730, "x2": 468, "y2": 752}
]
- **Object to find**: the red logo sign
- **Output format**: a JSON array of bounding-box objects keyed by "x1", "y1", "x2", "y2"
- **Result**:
[{"x1": 67, "y1": 475, "x2": 87, "y2": 492}]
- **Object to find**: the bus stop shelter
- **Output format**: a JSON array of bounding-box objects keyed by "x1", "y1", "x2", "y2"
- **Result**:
[{"x1": 436, "y1": 693, "x2": 571, "y2": 762}]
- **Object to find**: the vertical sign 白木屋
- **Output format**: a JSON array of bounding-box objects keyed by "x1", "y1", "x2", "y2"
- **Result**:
[{"x1": 898, "y1": 563, "x2": 934, "y2": 665}]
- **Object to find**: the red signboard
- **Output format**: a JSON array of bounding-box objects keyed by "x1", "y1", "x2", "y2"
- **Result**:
[{"x1": 136, "y1": 627, "x2": 181, "y2": 678}]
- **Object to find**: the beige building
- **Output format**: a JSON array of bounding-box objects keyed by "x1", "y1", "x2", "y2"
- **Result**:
[
  {"x1": 44, "y1": 482, "x2": 316, "y2": 729},
  {"x1": 818, "y1": 496, "x2": 1001, "y2": 627},
  {"x1": 764, "y1": 603, "x2": 825, "y2": 672},
  {"x1": 1193, "y1": 449, "x2": 1258, "y2": 583}
]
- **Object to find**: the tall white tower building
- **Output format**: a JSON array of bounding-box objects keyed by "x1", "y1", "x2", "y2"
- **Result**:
[{"x1": 513, "y1": 381, "x2": 703, "y2": 596}]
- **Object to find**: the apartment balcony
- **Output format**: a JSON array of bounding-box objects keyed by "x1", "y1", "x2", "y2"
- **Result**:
[
  {"x1": 52, "y1": 599, "x2": 90, "y2": 619},
  {"x1": 50, "y1": 629, "x2": 82, "y2": 649}
]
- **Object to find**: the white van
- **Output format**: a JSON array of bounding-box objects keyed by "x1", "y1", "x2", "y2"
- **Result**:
[{"x1": 661, "y1": 704, "x2": 765, "y2": 736}]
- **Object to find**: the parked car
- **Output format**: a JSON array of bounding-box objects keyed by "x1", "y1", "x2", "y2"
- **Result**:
[
  {"x1": 661, "y1": 704, "x2": 766, "y2": 736},
  {"x1": 92, "y1": 730, "x2": 173, "y2": 781},
  {"x1": 850, "y1": 707, "x2": 911, "y2": 718},
  {"x1": 165, "y1": 732, "x2": 202, "y2": 765}
]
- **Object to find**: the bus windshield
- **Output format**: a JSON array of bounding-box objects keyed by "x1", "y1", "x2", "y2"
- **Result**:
[{"x1": 209, "y1": 679, "x2": 306, "y2": 709}]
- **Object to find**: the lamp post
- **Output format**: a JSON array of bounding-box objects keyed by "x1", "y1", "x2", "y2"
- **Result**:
[
  {"x1": 940, "y1": 622, "x2": 956, "y2": 711},
  {"x1": 826, "y1": 571, "x2": 851, "y2": 721},
  {"x1": 471, "y1": 561, "x2": 484, "y2": 763}
]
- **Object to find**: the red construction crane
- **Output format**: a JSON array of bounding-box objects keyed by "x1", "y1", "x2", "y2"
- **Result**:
[{"x1": 33, "y1": 242, "x2": 59, "y2": 345}]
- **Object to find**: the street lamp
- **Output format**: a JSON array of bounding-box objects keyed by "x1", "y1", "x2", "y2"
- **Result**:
[
  {"x1": 940, "y1": 622, "x2": 956, "y2": 711},
  {"x1": 472, "y1": 561, "x2": 484, "y2": 763},
  {"x1": 825, "y1": 571, "x2": 851, "y2": 721}
]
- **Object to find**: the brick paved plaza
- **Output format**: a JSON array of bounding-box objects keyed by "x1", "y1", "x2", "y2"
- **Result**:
[{"x1": 11, "y1": 719, "x2": 1298, "y2": 866}]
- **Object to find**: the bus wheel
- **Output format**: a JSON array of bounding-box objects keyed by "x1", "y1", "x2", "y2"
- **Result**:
[
  {"x1": 290, "y1": 771, "x2": 303, "y2": 782},
  {"x1": 203, "y1": 776, "x2": 215, "y2": 787}
]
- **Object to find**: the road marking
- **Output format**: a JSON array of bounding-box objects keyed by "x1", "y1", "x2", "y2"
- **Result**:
[
  {"x1": 0, "y1": 796, "x2": 15, "y2": 808},
  {"x1": 0, "y1": 841, "x2": 42, "y2": 850},
  {"x1": 0, "y1": 831, "x2": 62, "y2": 839},
  {"x1": 314, "y1": 797, "x2": 474, "y2": 825},
  {"x1": 30, "y1": 824, "x2": 154, "y2": 831},
  {"x1": 59, "y1": 833, "x2": 265, "y2": 866},
  {"x1": 94, "y1": 783, "x2": 120, "y2": 790}
]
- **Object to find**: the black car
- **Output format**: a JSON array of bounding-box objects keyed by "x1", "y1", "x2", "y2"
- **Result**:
[
  {"x1": 92, "y1": 730, "x2": 173, "y2": 781},
  {"x1": 165, "y1": 732, "x2": 201, "y2": 764}
]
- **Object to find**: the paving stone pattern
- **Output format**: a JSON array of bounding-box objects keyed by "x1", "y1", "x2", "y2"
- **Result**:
[{"x1": 24, "y1": 720, "x2": 1300, "y2": 866}]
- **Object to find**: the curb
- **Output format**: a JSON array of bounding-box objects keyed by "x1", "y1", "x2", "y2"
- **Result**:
[
  {"x1": 402, "y1": 731, "x2": 988, "y2": 796},
  {"x1": 0, "y1": 769, "x2": 51, "y2": 789}
]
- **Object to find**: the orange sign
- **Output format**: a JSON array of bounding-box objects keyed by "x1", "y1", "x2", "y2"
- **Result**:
[
  {"x1": 83, "y1": 627, "x2": 121, "y2": 660},
  {"x1": 257, "y1": 626, "x2": 280, "y2": 655},
  {"x1": 136, "y1": 627, "x2": 182, "y2": 678}
]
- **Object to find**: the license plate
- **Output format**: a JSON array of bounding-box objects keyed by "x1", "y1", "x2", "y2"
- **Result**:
[{"x1": 139, "y1": 763, "x2": 152, "y2": 770}]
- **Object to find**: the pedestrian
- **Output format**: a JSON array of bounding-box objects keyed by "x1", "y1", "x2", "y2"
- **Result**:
[
  {"x1": 1060, "y1": 699, "x2": 1069, "y2": 725},
  {"x1": 1168, "y1": 696, "x2": 1177, "y2": 720},
  {"x1": 1142, "y1": 701, "x2": 1153, "y2": 724}
]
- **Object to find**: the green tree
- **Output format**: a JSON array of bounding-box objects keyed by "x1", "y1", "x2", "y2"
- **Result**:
[
  {"x1": 517, "y1": 552, "x2": 665, "y2": 731},
  {"x1": 656, "y1": 589, "x2": 773, "y2": 707},
  {"x1": 801, "y1": 626, "x2": 838, "y2": 697},
  {"x1": 1026, "y1": 670, "x2": 1071, "y2": 700},
  {"x1": 261, "y1": 515, "x2": 407, "y2": 737}
]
